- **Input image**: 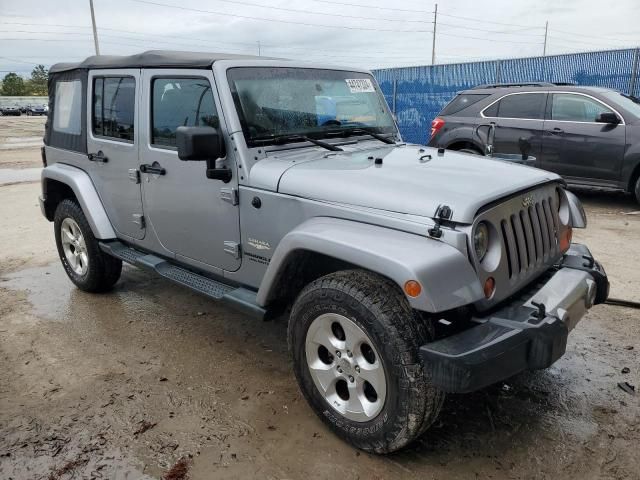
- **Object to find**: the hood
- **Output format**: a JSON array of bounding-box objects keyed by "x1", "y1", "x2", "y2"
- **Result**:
[{"x1": 249, "y1": 144, "x2": 561, "y2": 223}]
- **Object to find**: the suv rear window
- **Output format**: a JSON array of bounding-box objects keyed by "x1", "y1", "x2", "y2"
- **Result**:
[
  {"x1": 92, "y1": 77, "x2": 136, "y2": 142},
  {"x1": 440, "y1": 93, "x2": 490, "y2": 115},
  {"x1": 53, "y1": 80, "x2": 82, "y2": 135},
  {"x1": 484, "y1": 93, "x2": 545, "y2": 119}
]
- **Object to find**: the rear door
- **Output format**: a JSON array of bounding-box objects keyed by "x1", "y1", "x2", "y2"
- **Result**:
[
  {"x1": 482, "y1": 92, "x2": 547, "y2": 163},
  {"x1": 86, "y1": 69, "x2": 145, "y2": 239},
  {"x1": 541, "y1": 92, "x2": 625, "y2": 184}
]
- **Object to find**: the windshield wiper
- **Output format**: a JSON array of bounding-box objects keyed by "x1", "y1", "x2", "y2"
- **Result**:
[
  {"x1": 327, "y1": 127, "x2": 397, "y2": 145},
  {"x1": 253, "y1": 134, "x2": 343, "y2": 151}
]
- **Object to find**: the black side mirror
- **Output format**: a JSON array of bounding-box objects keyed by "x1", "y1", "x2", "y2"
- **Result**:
[
  {"x1": 518, "y1": 137, "x2": 532, "y2": 160},
  {"x1": 595, "y1": 112, "x2": 620, "y2": 125},
  {"x1": 176, "y1": 126, "x2": 231, "y2": 182},
  {"x1": 176, "y1": 126, "x2": 224, "y2": 161}
]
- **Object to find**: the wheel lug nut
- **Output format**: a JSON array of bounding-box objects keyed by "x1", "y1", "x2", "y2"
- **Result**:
[
  {"x1": 336, "y1": 351, "x2": 341, "y2": 358},
  {"x1": 337, "y1": 366, "x2": 342, "y2": 373},
  {"x1": 348, "y1": 375, "x2": 354, "y2": 383},
  {"x1": 347, "y1": 350, "x2": 352, "y2": 358},
  {"x1": 355, "y1": 366, "x2": 360, "y2": 373}
]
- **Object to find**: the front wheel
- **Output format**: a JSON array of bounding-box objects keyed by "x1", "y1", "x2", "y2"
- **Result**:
[
  {"x1": 54, "y1": 199, "x2": 122, "y2": 292},
  {"x1": 288, "y1": 270, "x2": 444, "y2": 453},
  {"x1": 634, "y1": 175, "x2": 640, "y2": 205}
]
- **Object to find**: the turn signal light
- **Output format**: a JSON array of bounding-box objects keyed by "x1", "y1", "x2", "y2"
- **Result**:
[
  {"x1": 404, "y1": 280, "x2": 422, "y2": 297},
  {"x1": 559, "y1": 227, "x2": 573, "y2": 252},
  {"x1": 483, "y1": 277, "x2": 496, "y2": 299}
]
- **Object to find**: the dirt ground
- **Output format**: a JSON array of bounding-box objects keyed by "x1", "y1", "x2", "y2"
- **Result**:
[{"x1": 0, "y1": 116, "x2": 639, "y2": 480}]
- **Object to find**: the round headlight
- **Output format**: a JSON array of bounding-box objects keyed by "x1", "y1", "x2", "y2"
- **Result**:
[{"x1": 474, "y1": 222, "x2": 489, "y2": 261}]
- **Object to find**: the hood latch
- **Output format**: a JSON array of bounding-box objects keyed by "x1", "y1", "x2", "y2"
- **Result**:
[{"x1": 428, "y1": 204, "x2": 453, "y2": 239}]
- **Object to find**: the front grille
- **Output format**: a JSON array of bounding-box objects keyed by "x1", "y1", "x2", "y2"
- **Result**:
[{"x1": 499, "y1": 196, "x2": 559, "y2": 279}]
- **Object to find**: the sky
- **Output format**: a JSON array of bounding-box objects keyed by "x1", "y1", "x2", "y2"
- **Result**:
[{"x1": 1, "y1": 0, "x2": 640, "y2": 76}]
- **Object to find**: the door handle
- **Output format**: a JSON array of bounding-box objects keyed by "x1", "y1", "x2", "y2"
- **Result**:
[
  {"x1": 550, "y1": 127, "x2": 564, "y2": 135},
  {"x1": 87, "y1": 150, "x2": 108, "y2": 163},
  {"x1": 140, "y1": 163, "x2": 166, "y2": 175}
]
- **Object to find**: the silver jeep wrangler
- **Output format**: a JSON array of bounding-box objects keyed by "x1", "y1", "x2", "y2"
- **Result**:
[{"x1": 40, "y1": 51, "x2": 609, "y2": 453}]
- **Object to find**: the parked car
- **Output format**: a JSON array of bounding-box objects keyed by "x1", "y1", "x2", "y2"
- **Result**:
[
  {"x1": 26, "y1": 104, "x2": 48, "y2": 116},
  {"x1": 0, "y1": 104, "x2": 22, "y2": 116},
  {"x1": 39, "y1": 52, "x2": 608, "y2": 453},
  {"x1": 428, "y1": 82, "x2": 640, "y2": 203}
]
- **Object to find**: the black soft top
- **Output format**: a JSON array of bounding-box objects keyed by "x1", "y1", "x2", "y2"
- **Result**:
[{"x1": 49, "y1": 50, "x2": 269, "y2": 73}]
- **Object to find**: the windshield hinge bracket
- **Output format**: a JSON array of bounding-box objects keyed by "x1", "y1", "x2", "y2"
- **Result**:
[{"x1": 220, "y1": 187, "x2": 239, "y2": 206}]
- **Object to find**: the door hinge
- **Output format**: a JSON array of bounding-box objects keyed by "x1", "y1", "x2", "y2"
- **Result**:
[
  {"x1": 132, "y1": 213, "x2": 145, "y2": 229},
  {"x1": 128, "y1": 168, "x2": 140, "y2": 184},
  {"x1": 220, "y1": 187, "x2": 239, "y2": 206},
  {"x1": 224, "y1": 241, "x2": 241, "y2": 259}
]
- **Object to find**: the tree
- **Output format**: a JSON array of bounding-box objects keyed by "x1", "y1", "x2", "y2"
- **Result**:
[
  {"x1": 1, "y1": 73, "x2": 26, "y2": 96},
  {"x1": 29, "y1": 64, "x2": 48, "y2": 96}
]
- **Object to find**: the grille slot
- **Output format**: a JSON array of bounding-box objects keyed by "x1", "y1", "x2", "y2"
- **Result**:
[{"x1": 500, "y1": 196, "x2": 559, "y2": 279}]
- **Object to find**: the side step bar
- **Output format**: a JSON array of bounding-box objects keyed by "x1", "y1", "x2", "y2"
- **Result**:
[{"x1": 99, "y1": 241, "x2": 268, "y2": 320}]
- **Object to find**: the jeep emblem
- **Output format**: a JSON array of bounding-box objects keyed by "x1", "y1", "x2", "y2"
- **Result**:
[{"x1": 522, "y1": 195, "x2": 534, "y2": 208}]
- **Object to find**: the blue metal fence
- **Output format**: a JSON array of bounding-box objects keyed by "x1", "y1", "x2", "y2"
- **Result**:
[{"x1": 373, "y1": 48, "x2": 640, "y2": 145}]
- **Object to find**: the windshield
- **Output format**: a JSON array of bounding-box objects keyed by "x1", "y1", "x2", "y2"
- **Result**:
[
  {"x1": 600, "y1": 90, "x2": 640, "y2": 119},
  {"x1": 227, "y1": 67, "x2": 397, "y2": 147}
]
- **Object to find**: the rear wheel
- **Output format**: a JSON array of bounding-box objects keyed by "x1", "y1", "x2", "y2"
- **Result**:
[
  {"x1": 634, "y1": 175, "x2": 640, "y2": 205},
  {"x1": 288, "y1": 270, "x2": 444, "y2": 453},
  {"x1": 54, "y1": 199, "x2": 122, "y2": 292},
  {"x1": 458, "y1": 147, "x2": 483, "y2": 155}
]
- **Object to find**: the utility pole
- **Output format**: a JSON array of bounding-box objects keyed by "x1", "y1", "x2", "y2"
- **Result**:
[
  {"x1": 89, "y1": 0, "x2": 100, "y2": 55},
  {"x1": 543, "y1": 20, "x2": 548, "y2": 56},
  {"x1": 431, "y1": 3, "x2": 438, "y2": 65}
]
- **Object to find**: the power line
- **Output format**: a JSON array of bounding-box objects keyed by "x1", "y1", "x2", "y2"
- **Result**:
[
  {"x1": 437, "y1": 12, "x2": 542, "y2": 29},
  {"x1": 550, "y1": 28, "x2": 638, "y2": 45},
  {"x1": 437, "y1": 22, "x2": 544, "y2": 37},
  {"x1": 127, "y1": 0, "x2": 433, "y2": 33},
  {"x1": 310, "y1": 0, "x2": 432, "y2": 13},
  {"x1": 0, "y1": 31, "x2": 437, "y2": 60},
  {"x1": 174, "y1": 0, "x2": 430, "y2": 23}
]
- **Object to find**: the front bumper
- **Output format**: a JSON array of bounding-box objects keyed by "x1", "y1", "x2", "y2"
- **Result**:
[{"x1": 420, "y1": 243, "x2": 608, "y2": 393}]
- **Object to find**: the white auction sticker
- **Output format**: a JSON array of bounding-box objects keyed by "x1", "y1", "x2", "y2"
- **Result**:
[{"x1": 345, "y1": 78, "x2": 375, "y2": 93}]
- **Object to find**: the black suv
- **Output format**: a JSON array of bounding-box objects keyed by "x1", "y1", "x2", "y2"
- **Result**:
[{"x1": 428, "y1": 82, "x2": 640, "y2": 203}]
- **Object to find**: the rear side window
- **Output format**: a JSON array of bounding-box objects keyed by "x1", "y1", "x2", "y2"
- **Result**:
[
  {"x1": 151, "y1": 77, "x2": 219, "y2": 148},
  {"x1": 92, "y1": 77, "x2": 136, "y2": 141},
  {"x1": 440, "y1": 93, "x2": 490, "y2": 115},
  {"x1": 484, "y1": 93, "x2": 545, "y2": 119},
  {"x1": 53, "y1": 80, "x2": 82, "y2": 135},
  {"x1": 550, "y1": 93, "x2": 613, "y2": 122}
]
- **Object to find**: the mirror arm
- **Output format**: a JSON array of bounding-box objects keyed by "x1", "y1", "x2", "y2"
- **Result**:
[{"x1": 205, "y1": 158, "x2": 232, "y2": 183}]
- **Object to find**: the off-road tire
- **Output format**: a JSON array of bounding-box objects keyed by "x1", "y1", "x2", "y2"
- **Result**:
[
  {"x1": 288, "y1": 269, "x2": 444, "y2": 453},
  {"x1": 634, "y1": 175, "x2": 640, "y2": 205},
  {"x1": 54, "y1": 199, "x2": 122, "y2": 292}
]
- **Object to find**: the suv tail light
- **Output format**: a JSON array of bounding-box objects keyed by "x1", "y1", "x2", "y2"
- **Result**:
[{"x1": 430, "y1": 117, "x2": 445, "y2": 138}]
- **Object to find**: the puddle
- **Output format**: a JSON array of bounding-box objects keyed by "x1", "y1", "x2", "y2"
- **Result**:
[{"x1": 0, "y1": 167, "x2": 41, "y2": 185}]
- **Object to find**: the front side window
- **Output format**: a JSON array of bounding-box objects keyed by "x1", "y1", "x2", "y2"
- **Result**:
[
  {"x1": 53, "y1": 80, "x2": 82, "y2": 134},
  {"x1": 92, "y1": 77, "x2": 135, "y2": 141},
  {"x1": 227, "y1": 67, "x2": 396, "y2": 147},
  {"x1": 151, "y1": 78, "x2": 218, "y2": 148},
  {"x1": 551, "y1": 93, "x2": 614, "y2": 122},
  {"x1": 485, "y1": 93, "x2": 545, "y2": 119}
]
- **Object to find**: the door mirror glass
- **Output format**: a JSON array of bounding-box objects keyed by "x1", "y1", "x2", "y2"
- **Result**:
[
  {"x1": 176, "y1": 126, "x2": 224, "y2": 161},
  {"x1": 595, "y1": 112, "x2": 620, "y2": 124}
]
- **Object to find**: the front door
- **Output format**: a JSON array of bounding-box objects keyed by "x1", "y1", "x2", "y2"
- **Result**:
[
  {"x1": 541, "y1": 92, "x2": 625, "y2": 185},
  {"x1": 87, "y1": 69, "x2": 145, "y2": 239},
  {"x1": 138, "y1": 70, "x2": 241, "y2": 271}
]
